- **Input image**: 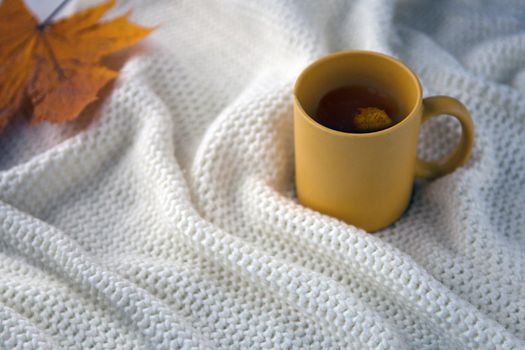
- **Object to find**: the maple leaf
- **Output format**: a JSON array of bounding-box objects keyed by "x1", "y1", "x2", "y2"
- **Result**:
[{"x1": 0, "y1": 0, "x2": 153, "y2": 128}]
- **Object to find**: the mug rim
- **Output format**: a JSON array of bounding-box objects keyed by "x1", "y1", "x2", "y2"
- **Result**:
[{"x1": 293, "y1": 50, "x2": 423, "y2": 138}]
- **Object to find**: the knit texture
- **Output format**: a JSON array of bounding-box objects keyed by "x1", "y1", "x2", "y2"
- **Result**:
[{"x1": 1, "y1": 0, "x2": 525, "y2": 348}]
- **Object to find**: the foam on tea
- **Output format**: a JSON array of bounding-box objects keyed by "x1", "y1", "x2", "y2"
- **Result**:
[{"x1": 314, "y1": 85, "x2": 401, "y2": 133}]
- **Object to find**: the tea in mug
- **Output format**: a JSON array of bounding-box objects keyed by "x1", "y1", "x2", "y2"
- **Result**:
[{"x1": 314, "y1": 85, "x2": 401, "y2": 133}]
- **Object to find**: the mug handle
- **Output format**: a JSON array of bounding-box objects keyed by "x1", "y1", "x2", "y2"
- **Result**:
[{"x1": 415, "y1": 96, "x2": 475, "y2": 179}]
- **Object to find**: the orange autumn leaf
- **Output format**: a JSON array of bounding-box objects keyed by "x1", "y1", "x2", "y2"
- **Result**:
[{"x1": 0, "y1": 0, "x2": 153, "y2": 128}]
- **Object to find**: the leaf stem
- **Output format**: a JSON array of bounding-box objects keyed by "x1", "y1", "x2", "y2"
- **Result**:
[{"x1": 38, "y1": 0, "x2": 73, "y2": 29}]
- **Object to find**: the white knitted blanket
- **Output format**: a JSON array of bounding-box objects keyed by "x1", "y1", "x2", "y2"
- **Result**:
[{"x1": 1, "y1": 0, "x2": 525, "y2": 348}]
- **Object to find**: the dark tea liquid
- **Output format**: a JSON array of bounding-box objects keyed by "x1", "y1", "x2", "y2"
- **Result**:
[{"x1": 314, "y1": 85, "x2": 401, "y2": 133}]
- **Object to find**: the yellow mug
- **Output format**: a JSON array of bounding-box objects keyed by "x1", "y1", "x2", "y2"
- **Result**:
[{"x1": 293, "y1": 50, "x2": 474, "y2": 232}]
